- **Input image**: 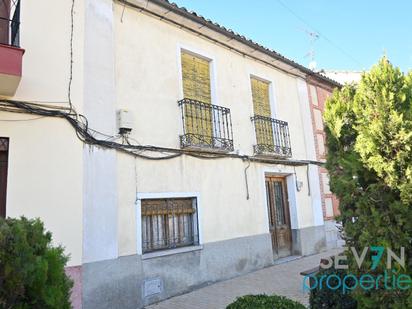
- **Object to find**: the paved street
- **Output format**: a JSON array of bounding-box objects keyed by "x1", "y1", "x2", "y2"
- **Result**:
[{"x1": 147, "y1": 249, "x2": 342, "y2": 309}]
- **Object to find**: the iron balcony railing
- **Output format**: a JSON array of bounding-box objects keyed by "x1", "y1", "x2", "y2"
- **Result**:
[
  {"x1": 0, "y1": 0, "x2": 20, "y2": 47},
  {"x1": 251, "y1": 115, "x2": 292, "y2": 157},
  {"x1": 178, "y1": 98, "x2": 234, "y2": 152}
]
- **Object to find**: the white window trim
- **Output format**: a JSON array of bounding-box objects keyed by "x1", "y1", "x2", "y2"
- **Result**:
[
  {"x1": 142, "y1": 245, "x2": 203, "y2": 260},
  {"x1": 136, "y1": 191, "x2": 203, "y2": 256}
]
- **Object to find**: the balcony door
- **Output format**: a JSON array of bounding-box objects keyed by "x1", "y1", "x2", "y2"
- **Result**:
[
  {"x1": 181, "y1": 51, "x2": 213, "y2": 146},
  {"x1": 265, "y1": 175, "x2": 292, "y2": 258},
  {"x1": 251, "y1": 77, "x2": 274, "y2": 147},
  {"x1": 0, "y1": 138, "x2": 9, "y2": 218}
]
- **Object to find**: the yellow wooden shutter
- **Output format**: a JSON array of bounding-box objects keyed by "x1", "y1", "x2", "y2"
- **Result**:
[
  {"x1": 181, "y1": 52, "x2": 211, "y2": 104},
  {"x1": 251, "y1": 77, "x2": 274, "y2": 146},
  {"x1": 181, "y1": 52, "x2": 213, "y2": 145}
]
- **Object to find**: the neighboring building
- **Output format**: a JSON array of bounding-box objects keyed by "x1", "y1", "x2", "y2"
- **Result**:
[
  {"x1": 306, "y1": 77, "x2": 342, "y2": 249},
  {"x1": 0, "y1": 0, "x2": 340, "y2": 308},
  {"x1": 322, "y1": 70, "x2": 362, "y2": 84}
]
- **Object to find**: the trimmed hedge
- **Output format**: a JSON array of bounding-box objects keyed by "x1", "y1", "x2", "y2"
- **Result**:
[
  {"x1": 226, "y1": 294, "x2": 306, "y2": 309},
  {"x1": 0, "y1": 217, "x2": 73, "y2": 308}
]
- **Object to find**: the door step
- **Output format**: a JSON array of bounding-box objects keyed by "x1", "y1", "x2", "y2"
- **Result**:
[{"x1": 273, "y1": 255, "x2": 302, "y2": 265}]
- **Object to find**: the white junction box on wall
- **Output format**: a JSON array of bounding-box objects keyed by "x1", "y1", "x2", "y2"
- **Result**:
[{"x1": 117, "y1": 109, "x2": 134, "y2": 134}]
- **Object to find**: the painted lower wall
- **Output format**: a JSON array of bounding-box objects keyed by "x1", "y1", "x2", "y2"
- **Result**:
[
  {"x1": 82, "y1": 233, "x2": 273, "y2": 309},
  {"x1": 82, "y1": 225, "x2": 326, "y2": 308}
]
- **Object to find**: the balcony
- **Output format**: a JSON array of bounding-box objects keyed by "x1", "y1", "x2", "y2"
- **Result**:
[
  {"x1": 0, "y1": 0, "x2": 23, "y2": 96},
  {"x1": 251, "y1": 115, "x2": 292, "y2": 157},
  {"x1": 178, "y1": 98, "x2": 234, "y2": 152}
]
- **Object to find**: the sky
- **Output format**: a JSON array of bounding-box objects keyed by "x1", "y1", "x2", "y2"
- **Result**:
[{"x1": 172, "y1": 0, "x2": 412, "y2": 72}]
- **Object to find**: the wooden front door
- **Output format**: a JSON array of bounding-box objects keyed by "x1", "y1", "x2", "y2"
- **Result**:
[
  {"x1": 265, "y1": 176, "x2": 292, "y2": 258},
  {"x1": 0, "y1": 138, "x2": 9, "y2": 218}
]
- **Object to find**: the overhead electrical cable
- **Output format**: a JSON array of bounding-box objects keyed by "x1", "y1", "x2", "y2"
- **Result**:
[{"x1": 276, "y1": 0, "x2": 364, "y2": 68}]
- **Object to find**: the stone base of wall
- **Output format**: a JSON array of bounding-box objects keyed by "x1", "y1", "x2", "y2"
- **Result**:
[
  {"x1": 324, "y1": 220, "x2": 345, "y2": 249},
  {"x1": 81, "y1": 228, "x2": 329, "y2": 309},
  {"x1": 82, "y1": 233, "x2": 273, "y2": 309},
  {"x1": 292, "y1": 225, "x2": 327, "y2": 256}
]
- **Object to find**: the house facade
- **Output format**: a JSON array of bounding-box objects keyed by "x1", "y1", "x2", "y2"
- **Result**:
[{"x1": 0, "y1": 0, "x2": 340, "y2": 308}]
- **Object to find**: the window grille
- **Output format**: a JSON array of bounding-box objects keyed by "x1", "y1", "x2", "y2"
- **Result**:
[{"x1": 141, "y1": 197, "x2": 199, "y2": 253}]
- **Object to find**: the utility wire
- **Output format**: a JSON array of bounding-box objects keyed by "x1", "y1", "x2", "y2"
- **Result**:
[
  {"x1": 0, "y1": 99, "x2": 325, "y2": 166},
  {"x1": 68, "y1": 0, "x2": 75, "y2": 114},
  {"x1": 275, "y1": 0, "x2": 364, "y2": 68}
]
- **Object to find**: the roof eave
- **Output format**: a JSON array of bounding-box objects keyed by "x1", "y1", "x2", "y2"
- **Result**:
[{"x1": 120, "y1": 0, "x2": 342, "y2": 88}]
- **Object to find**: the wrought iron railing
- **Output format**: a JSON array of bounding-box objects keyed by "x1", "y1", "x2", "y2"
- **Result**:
[
  {"x1": 178, "y1": 98, "x2": 234, "y2": 152},
  {"x1": 0, "y1": 0, "x2": 20, "y2": 47},
  {"x1": 251, "y1": 115, "x2": 292, "y2": 157}
]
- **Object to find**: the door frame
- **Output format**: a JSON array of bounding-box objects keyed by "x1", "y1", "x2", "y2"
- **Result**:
[
  {"x1": 262, "y1": 169, "x2": 300, "y2": 259},
  {"x1": 265, "y1": 175, "x2": 292, "y2": 257}
]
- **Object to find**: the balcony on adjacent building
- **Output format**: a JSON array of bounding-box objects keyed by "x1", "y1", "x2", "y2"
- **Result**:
[
  {"x1": 0, "y1": 0, "x2": 23, "y2": 96},
  {"x1": 251, "y1": 115, "x2": 292, "y2": 157},
  {"x1": 178, "y1": 98, "x2": 234, "y2": 152}
]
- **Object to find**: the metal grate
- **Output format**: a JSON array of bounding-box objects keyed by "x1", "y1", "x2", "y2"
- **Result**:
[
  {"x1": 0, "y1": 0, "x2": 20, "y2": 47},
  {"x1": 141, "y1": 198, "x2": 199, "y2": 254},
  {"x1": 251, "y1": 115, "x2": 292, "y2": 157},
  {"x1": 178, "y1": 98, "x2": 234, "y2": 152}
]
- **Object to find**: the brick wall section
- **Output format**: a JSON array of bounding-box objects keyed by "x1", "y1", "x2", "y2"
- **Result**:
[
  {"x1": 65, "y1": 266, "x2": 82, "y2": 309},
  {"x1": 307, "y1": 81, "x2": 340, "y2": 220}
]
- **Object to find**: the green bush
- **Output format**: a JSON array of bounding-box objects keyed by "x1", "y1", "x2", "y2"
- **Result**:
[
  {"x1": 226, "y1": 294, "x2": 305, "y2": 309},
  {"x1": 309, "y1": 265, "x2": 357, "y2": 309},
  {"x1": 0, "y1": 217, "x2": 73, "y2": 309}
]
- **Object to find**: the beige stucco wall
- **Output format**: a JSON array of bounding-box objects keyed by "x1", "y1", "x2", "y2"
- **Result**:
[
  {"x1": 117, "y1": 153, "x2": 315, "y2": 257},
  {"x1": 0, "y1": 0, "x2": 85, "y2": 266},
  {"x1": 1, "y1": 0, "x2": 325, "y2": 265},
  {"x1": 114, "y1": 5, "x2": 308, "y2": 159},
  {"x1": 114, "y1": 4, "x2": 318, "y2": 257}
]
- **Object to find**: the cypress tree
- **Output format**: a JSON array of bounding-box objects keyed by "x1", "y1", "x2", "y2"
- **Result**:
[{"x1": 324, "y1": 57, "x2": 412, "y2": 308}]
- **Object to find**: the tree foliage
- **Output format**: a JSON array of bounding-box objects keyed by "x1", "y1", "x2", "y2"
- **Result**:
[
  {"x1": 0, "y1": 217, "x2": 73, "y2": 309},
  {"x1": 324, "y1": 57, "x2": 412, "y2": 308}
]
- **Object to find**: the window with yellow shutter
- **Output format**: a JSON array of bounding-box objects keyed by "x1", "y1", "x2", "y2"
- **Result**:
[
  {"x1": 250, "y1": 77, "x2": 292, "y2": 157},
  {"x1": 181, "y1": 51, "x2": 213, "y2": 145},
  {"x1": 181, "y1": 52, "x2": 212, "y2": 104},
  {"x1": 178, "y1": 51, "x2": 234, "y2": 152},
  {"x1": 251, "y1": 77, "x2": 275, "y2": 147}
]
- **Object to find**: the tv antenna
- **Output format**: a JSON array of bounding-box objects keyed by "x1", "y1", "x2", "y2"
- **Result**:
[{"x1": 301, "y1": 28, "x2": 319, "y2": 70}]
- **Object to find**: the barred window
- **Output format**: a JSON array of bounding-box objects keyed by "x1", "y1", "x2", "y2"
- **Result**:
[{"x1": 141, "y1": 197, "x2": 199, "y2": 253}]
